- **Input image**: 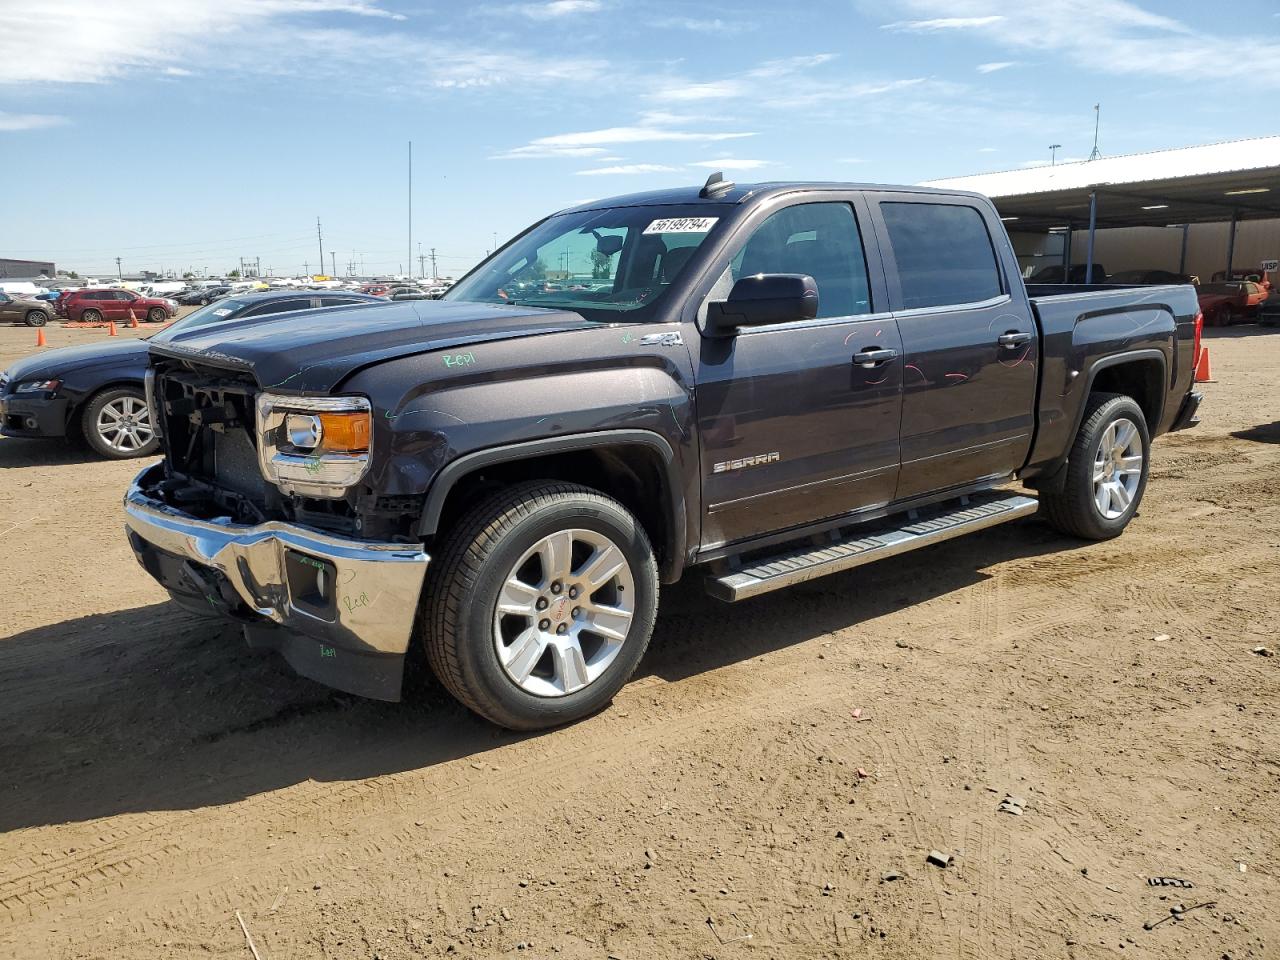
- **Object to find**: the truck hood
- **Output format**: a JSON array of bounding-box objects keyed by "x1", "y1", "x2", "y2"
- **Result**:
[
  {"x1": 148, "y1": 299, "x2": 599, "y2": 393},
  {"x1": 3, "y1": 338, "x2": 147, "y2": 382}
]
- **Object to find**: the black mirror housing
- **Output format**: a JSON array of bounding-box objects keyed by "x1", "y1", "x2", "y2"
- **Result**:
[{"x1": 706, "y1": 273, "x2": 819, "y2": 335}]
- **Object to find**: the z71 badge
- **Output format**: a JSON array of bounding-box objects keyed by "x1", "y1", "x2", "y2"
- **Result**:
[{"x1": 713, "y1": 452, "x2": 780, "y2": 473}]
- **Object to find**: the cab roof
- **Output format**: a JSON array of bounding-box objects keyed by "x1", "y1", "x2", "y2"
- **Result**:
[{"x1": 557, "y1": 180, "x2": 985, "y2": 215}]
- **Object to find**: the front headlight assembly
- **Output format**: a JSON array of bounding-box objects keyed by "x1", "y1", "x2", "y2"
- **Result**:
[{"x1": 256, "y1": 393, "x2": 372, "y2": 498}]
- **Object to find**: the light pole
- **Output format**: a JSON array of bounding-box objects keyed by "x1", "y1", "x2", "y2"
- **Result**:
[{"x1": 1049, "y1": 143, "x2": 1062, "y2": 166}]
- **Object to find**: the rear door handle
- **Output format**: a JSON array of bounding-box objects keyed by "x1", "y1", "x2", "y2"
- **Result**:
[
  {"x1": 998, "y1": 331, "x2": 1033, "y2": 348},
  {"x1": 852, "y1": 347, "x2": 899, "y2": 367}
]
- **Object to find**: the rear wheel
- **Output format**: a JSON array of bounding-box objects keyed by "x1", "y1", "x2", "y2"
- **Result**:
[
  {"x1": 422, "y1": 481, "x2": 659, "y2": 730},
  {"x1": 82, "y1": 387, "x2": 158, "y2": 459},
  {"x1": 24, "y1": 310, "x2": 48, "y2": 327},
  {"x1": 1040, "y1": 392, "x2": 1150, "y2": 540},
  {"x1": 81, "y1": 308, "x2": 102, "y2": 323}
]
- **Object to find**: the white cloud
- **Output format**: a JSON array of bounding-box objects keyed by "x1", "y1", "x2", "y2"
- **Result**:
[
  {"x1": 884, "y1": 0, "x2": 1276, "y2": 84},
  {"x1": 576, "y1": 163, "x2": 679, "y2": 176},
  {"x1": 0, "y1": 111, "x2": 68, "y2": 131},
  {"x1": 978, "y1": 146, "x2": 998, "y2": 153},
  {"x1": 513, "y1": 0, "x2": 603, "y2": 18},
  {"x1": 533, "y1": 125, "x2": 756, "y2": 147},
  {"x1": 689, "y1": 159, "x2": 773, "y2": 170},
  {"x1": 976, "y1": 61, "x2": 1017, "y2": 73},
  {"x1": 653, "y1": 16, "x2": 754, "y2": 33},
  {"x1": 661, "y1": 80, "x2": 743, "y2": 102},
  {"x1": 0, "y1": 0, "x2": 410, "y2": 84},
  {"x1": 882, "y1": 15, "x2": 1004, "y2": 32},
  {"x1": 491, "y1": 144, "x2": 611, "y2": 160}
]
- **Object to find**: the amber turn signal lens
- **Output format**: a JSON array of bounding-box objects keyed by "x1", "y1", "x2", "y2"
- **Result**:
[{"x1": 316, "y1": 411, "x2": 370, "y2": 453}]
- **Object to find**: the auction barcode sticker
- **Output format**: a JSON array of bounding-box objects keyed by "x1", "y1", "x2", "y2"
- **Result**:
[{"x1": 643, "y1": 217, "x2": 718, "y2": 235}]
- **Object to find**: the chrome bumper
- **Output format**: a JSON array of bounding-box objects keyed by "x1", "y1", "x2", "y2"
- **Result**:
[{"x1": 123, "y1": 465, "x2": 428, "y2": 657}]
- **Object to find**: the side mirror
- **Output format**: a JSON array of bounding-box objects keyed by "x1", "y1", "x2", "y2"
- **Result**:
[
  {"x1": 706, "y1": 273, "x2": 819, "y2": 335},
  {"x1": 596, "y1": 235, "x2": 624, "y2": 257}
]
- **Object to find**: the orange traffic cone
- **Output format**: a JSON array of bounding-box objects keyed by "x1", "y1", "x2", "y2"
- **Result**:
[
  {"x1": 35, "y1": 327, "x2": 47, "y2": 347},
  {"x1": 128, "y1": 308, "x2": 139, "y2": 329},
  {"x1": 1194, "y1": 347, "x2": 1214, "y2": 383},
  {"x1": 108, "y1": 320, "x2": 118, "y2": 337}
]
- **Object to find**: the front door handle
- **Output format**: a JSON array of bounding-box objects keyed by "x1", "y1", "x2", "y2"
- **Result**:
[
  {"x1": 852, "y1": 347, "x2": 899, "y2": 367},
  {"x1": 998, "y1": 331, "x2": 1033, "y2": 348}
]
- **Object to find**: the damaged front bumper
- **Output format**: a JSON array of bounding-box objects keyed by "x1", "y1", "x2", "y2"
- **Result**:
[{"x1": 123, "y1": 464, "x2": 429, "y2": 700}]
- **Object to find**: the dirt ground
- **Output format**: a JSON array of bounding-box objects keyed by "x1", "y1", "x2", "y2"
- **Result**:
[{"x1": 1, "y1": 320, "x2": 1277, "y2": 960}]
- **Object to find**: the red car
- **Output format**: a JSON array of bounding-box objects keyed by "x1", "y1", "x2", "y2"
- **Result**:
[
  {"x1": 1196, "y1": 281, "x2": 1268, "y2": 326},
  {"x1": 60, "y1": 288, "x2": 177, "y2": 323}
]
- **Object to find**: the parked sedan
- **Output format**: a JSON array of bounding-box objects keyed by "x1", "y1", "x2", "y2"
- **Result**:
[
  {"x1": 174, "y1": 285, "x2": 231, "y2": 306},
  {"x1": 0, "y1": 291, "x2": 56, "y2": 327},
  {"x1": 0, "y1": 291, "x2": 386, "y2": 458}
]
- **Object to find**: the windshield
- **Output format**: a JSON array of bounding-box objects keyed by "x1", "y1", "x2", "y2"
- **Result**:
[
  {"x1": 445, "y1": 204, "x2": 722, "y2": 322},
  {"x1": 150, "y1": 298, "x2": 248, "y2": 341}
]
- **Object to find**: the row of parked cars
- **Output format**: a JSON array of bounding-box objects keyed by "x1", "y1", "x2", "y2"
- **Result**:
[
  {"x1": 0, "y1": 290, "x2": 385, "y2": 457},
  {"x1": 0, "y1": 287, "x2": 179, "y2": 326}
]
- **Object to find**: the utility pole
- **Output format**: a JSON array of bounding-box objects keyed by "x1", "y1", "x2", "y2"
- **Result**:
[
  {"x1": 316, "y1": 217, "x2": 324, "y2": 277},
  {"x1": 1049, "y1": 143, "x2": 1061, "y2": 166},
  {"x1": 331, "y1": 251, "x2": 337, "y2": 277},
  {"x1": 429, "y1": 247, "x2": 437, "y2": 281},
  {"x1": 418, "y1": 241, "x2": 424, "y2": 278},
  {"x1": 255, "y1": 256, "x2": 261, "y2": 278},
  {"x1": 1089, "y1": 103, "x2": 1102, "y2": 161},
  {"x1": 408, "y1": 140, "x2": 413, "y2": 285},
  {"x1": 304, "y1": 261, "x2": 309, "y2": 276},
  {"x1": 115, "y1": 256, "x2": 122, "y2": 278}
]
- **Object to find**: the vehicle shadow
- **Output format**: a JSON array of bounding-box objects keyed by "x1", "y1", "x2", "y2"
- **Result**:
[
  {"x1": 1231, "y1": 421, "x2": 1280, "y2": 445},
  {"x1": 0, "y1": 516, "x2": 1085, "y2": 832},
  {"x1": 1203, "y1": 323, "x2": 1280, "y2": 340},
  {"x1": 0, "y1": 436, "x2": 151, "y2": 468}
]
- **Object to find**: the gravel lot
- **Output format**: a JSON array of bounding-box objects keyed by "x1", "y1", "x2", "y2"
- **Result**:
[{"x1": 1, "y1": 320, "x2": 1277, "y2": 959}]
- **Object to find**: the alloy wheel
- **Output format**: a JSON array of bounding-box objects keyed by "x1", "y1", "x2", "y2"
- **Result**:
[
  {"x1": 96, "y1": 395, "x2": 154, "y2": 453},
  {"x1": 492, "y1": 528, "x2": 636, "y2": 697},
  {"x1": 1092, "y1": 417, "x2": 1143, "y2": 519}
]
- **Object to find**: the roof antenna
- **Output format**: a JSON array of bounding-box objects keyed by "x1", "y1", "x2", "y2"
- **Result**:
[{"x1": 699, "y1": 171, "x2": 735, "y2": 198}]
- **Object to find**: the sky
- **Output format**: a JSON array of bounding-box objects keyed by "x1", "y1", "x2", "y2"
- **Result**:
[{"x1": 2, "y1": 0, "x2": 1279, "y2": 278}]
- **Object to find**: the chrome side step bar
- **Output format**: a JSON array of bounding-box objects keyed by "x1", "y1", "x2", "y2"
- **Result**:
[{"x1": 704, "y1": 493, "x2": 1039, "y2": 602}]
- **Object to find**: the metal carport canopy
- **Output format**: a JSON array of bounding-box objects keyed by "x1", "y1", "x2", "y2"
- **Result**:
[{"x1": 920, "y1": 136, "x2": 1280, "y2": 232}]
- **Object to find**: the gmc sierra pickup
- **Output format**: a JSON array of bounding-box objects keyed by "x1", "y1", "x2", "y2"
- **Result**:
[{"x1": 124, "y1": 176, "x2": 1204, "y2": 730}]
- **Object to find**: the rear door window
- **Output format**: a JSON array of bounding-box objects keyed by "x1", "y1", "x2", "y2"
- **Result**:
[{"x1": 880, "y1": 202, "x2": 1003, "y2": 309}]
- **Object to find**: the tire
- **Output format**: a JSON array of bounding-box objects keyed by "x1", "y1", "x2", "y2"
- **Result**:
[
  {"x1": 81, "y1": 308, "x2": 102, "y2": 323},
  {"x1": 147, "y1": 307, "x2": 166, "y2": 323},
  {"x1": 81, "y1": 386, "x2": 159, "y2": 459},
  {"x1": 25, "y1": 310, "x2": 48, "y2": 327},
  {"x1": 422, "y1": 480, "x2": 659, "y2": 730},
  {"x1": 200, "y1": 296, "x2": 212, "y2": 305},
  {"x1": 1040, "y1": 392, "x2": 1150, "y2": 541}
]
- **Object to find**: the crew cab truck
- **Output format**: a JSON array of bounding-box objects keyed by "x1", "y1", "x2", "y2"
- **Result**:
[{"x1": 123, "y1": 177, "x2": 1204, "y2": 730}]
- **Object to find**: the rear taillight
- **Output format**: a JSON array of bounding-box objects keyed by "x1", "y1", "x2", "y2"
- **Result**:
[{"x1": 1192, "y1": 311, "x2": 1204, "y2": 368}]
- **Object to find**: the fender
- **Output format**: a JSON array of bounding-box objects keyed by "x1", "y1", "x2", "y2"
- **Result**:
[
  {"x1": 417, "y1": 429, "x2": 688, "y2": 582},
  {"x1": 1026, "y1": 348, "x2": 1167, "y2": 492}
]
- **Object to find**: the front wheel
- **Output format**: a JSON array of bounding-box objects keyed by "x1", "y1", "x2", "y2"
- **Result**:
[
  {"x1": 147, "y1": 307, "x2": 166, "y2": 323},
  {"x1": 82, "y1": 387, "x2": 159, "y2": 459},
  {"x1": 1040, "y1": 392, "x2": 1150, "y2": 540},
  {"x1": 422, "y1": 481, "x2": 659, "y2": 730}
]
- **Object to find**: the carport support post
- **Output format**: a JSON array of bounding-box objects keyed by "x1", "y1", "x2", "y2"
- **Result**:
[
  {"x1": 1084, "y1": 190, "x2": 1099, "y2": 284},
  {"x1": 1226, "y1": 209, "x2": 1238, "y2": 277},
  {"x1": 1063, "y1": 226, "x2": 1073, "y2": 274},
  {"x1": 1178, "y1": 224, "x2": 1189, "y2": 275}
]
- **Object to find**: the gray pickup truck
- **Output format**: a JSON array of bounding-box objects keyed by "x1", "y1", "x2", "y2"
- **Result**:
[{"x1": 124, "y1": 176, "x2": 1203, "y2": 729}]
